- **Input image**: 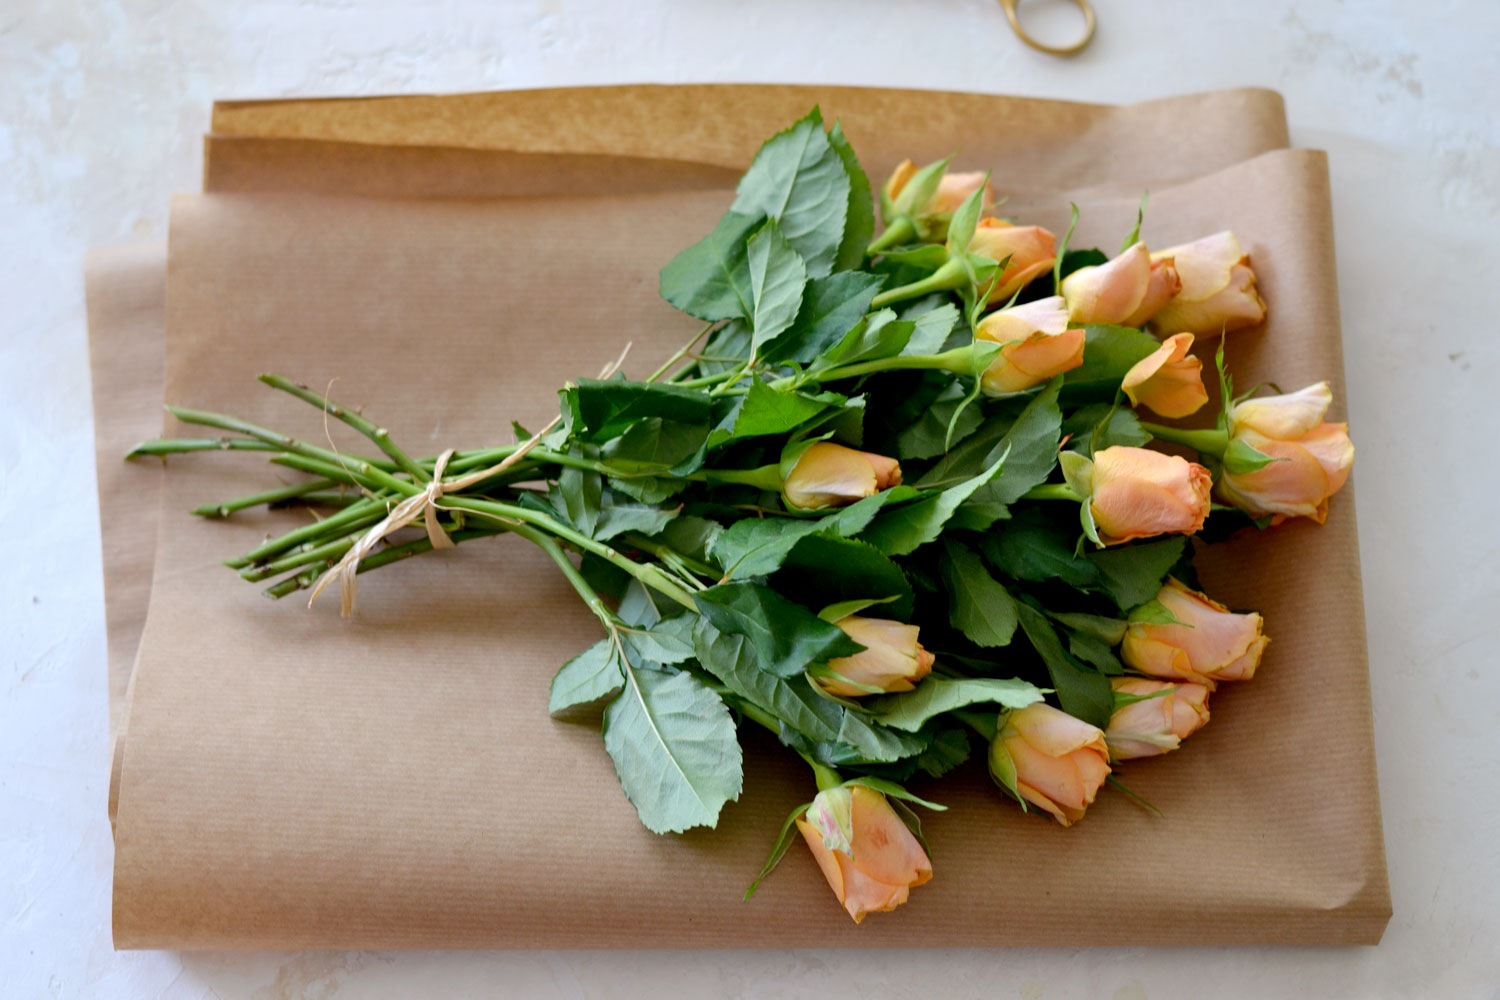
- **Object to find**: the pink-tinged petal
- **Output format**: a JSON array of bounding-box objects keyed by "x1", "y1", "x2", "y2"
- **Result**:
[
  {"x1": 847, "y1": 785, "x2": 933, "y2": 888},
  {"x1": 1121, "y1": 333, "x2": 1208, "y2": 418},
  {"x1": 1217, "y1": 432, "x2": 1330, "y2": 521},
  {"x1": 1062, "y1": 242, "x2": 1153, "y2": 326},
  {"x1": 1120, "y1": 256, "x2": 1181, "y2": 327},
  {"x1": 1297, "y1": 422, "x2": 1355, "y2": 495},
  {"x1": 1151, "y1": 231, "x2": 1242, "y2": 301},
  {"x1": 975, "y1": 295, "x2": 1070, "y2": 343}
]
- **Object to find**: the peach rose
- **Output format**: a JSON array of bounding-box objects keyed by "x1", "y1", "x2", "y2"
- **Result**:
[
  {"x1": 884, "y1": 159, "x2": 995, "y2": 216},
  {"x1": 783, "y1": 442, "x2": 903, "y2": 511},
  {"x1": 1149, "y1": 231, "x2": 1266, "y2": 336},
  {"x1": 1121, "y1": 332, "x2": 1209, "y2": 418},
  {"x1": 1104, "y1": 677, "x2": 1211, "y2": 761},
  {"x1": 796, "y1": 784, "x2": 933, "y2": 923},
  {"x1": 1085, "y1": 446, "x2": 1212, "y2": 546},
  {"x1": 817, "y1": 616, "x2": 935, "y2": 697},
  {"x1": 969, "y1": 218, "x2": 1057, "y2": 304},
  {"x1": 1217, "y1": 382, "x2": 1355, "y2": 524},
  {"x1": 1060, "y1": 241, "x2": 1180, "y2": 327},
  {"x1": 990, "y1": 702, "x2": 1111, "y2": 827},
  {"x1": 1120, "y1": 578, "x2": 1268, "y2": 689},
  {"x1": 974, "y1": 295, "x2": 1086, "y2": 395}
]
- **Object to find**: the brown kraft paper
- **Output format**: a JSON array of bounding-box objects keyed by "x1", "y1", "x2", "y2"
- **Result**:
[{"x1": 107, "y1": 145, "x2": 1389, "y2": 948}]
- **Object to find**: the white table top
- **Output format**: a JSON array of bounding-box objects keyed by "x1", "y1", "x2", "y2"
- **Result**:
[{"x1": 4, "y1": 1, "x2": 1497, "y2": 995}]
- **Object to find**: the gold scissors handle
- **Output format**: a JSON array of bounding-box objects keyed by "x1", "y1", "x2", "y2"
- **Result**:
[{"x1": 998, "y1": 0, "x2": 1096, "y2": 56}]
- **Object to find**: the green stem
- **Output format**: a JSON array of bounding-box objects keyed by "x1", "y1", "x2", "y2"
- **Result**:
[
  {"x1": 226, "y1": 496, "x2": 388, "y2": 568},
  {"x1": 126, "y1": 437, "x2": 279, "y2": 459},
  {"x1": 791, "y1": 344, "x2": 978, "y2": 386},
  {"x1": 1138, "y1": 422, "x2": 1230, "y2": 456},
  {"x1": 269, "y1": 454, "x2": 391, "y2": 495},
  {"x1": 869, "y1": 257, "x2": 966, "y2": 309},
  {"x1": 1023, "y1": 483, "x2": 1084, "y2": 502},
  {"x1": 257, "y1": 374, "x2": 430, "y2": 482},
  {"x1": 621, "y1": 533, "x2": 720, "y2": 580},
  {"x1": 507, "y1": 522, "x2": 615, "y2": 626},
  {"x1": 673, "y1": 365, "x2": 754, "y2": 391},
  {"x1": 701, "y1": 464, "x2": 784, "y2": 492},
  {"x1": 867, "y1": 216, "x2": 916, "y2": 255},
  {"x1": 438, "y1": 496, "x2": 698, "y2": 612},
  {"x1": 166, "y1": 406, "x2": 396, "y2": 474},
  {"x1": 646, "y1": 321, "x2": 717, "y2": 383},
  {"x1": 192, "y1": 477, "x2": 338, "y2": 518}
]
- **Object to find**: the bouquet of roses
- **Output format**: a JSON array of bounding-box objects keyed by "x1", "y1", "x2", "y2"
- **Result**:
[{"x1": 131, "y1": 109, "x2": 1354, "y2": 924}]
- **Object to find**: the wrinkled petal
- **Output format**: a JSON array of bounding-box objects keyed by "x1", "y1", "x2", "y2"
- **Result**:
[
  {"x1": 1062, "y1": 242, "x2": 1177, "y2": 327},
  {"x1": 975, "y1": 296, "x2": 1070, "y2": 342},
  {"x1": 1122, "y1": 580, "x2": 1268, "y2": 686},
  {"x1": 1149, "y1": 232, "x2": 1266, "y2": 335},
  {"x1": 1122, "y1": 333, "x2": 1209, "y2": 418}
]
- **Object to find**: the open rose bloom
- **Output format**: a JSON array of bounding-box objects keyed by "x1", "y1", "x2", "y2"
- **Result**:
[
  {"x1": 1218, "y1": 381, "x2": 1355, "y2": 524},
  {"x1": 1149, "y1": 231, "x2": 1266, "y2": 336},
  {"x1": 974, "y1": 296, "x2": 1086, "y2": 395},
  {"x1": 817, "y1": 616, "x2": 935, "y2": 697},
  {"x1": 992, "y1": 703, "x2": 1111, "y2": 827},
  {"x1": 1085, "y1": 446, "x2": 1213, "y2": 546},
  {"x1": 796, "y1": 785, "x2": 933, "y2": 923},
  {"x1": 969, "y1": 218, "x2": 1058, "y2": 303},
  {"x1": 1121, "y1": 332, "x2": 1209, "y2": 418},
  {"x1": 1061, "y1": 241, "x2": 1180, "y2": 327},
  {"x1": 1105, "y1": 677, "x2": 1211, "y2": 761},
  {"x1": 1122, "y1": 578, "x2": 1269, "y2": 689},
  {"x1": 782, "y1": 442, "x2": 902, "y2": 510}
]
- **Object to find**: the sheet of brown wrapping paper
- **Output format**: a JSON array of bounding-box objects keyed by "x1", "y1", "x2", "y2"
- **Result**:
[
  {"x1": 94, "y1": 85, "x2": 1293, "y2": 774},
  {"x1": 206, "y1": 85, "x2": 1289, "y2": 193},
  {"x1": 109, "y1": 147, "x2": 1389, "y2": 949}
]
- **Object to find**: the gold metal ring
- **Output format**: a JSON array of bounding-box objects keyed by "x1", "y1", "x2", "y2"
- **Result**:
[{"x1": 998, "y1": 0, "x2": 1096, "y2": 57}]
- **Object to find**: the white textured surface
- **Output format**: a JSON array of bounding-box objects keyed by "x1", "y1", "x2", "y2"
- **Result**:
[{"x1": 3, "y1": 0, "x2": 1498, "y2": 996}]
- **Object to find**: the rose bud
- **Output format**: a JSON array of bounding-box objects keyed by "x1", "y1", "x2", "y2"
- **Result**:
[
  {"x1": 816, "y1": 616, "x2": 936, "y2": 697},
  {"x1": 782, "y1": 442, "x2": 903, "y2": 511},
  {"x1": 1149, "y1": 231, "x2": 1267, "y2": 336},
  {"x1": 1060, "y1": 241, "x2": 1181, "y2": 327},
  {"x1": 968, "y1": 218, "x2": 1058, "y2": 304},
  {"x1": 1121, "y1": 332, "x2": 1209, "y2": 418},
  {"x1": 1085, "y1": 446, "x2": 1213, "y2": 546},
  {"x1": 1121, "y1": 578, "x2": 1269, "y2": 689},
  {"x1": 1217, "y1": 382, "x2": 1355, "y2": 524},
  {"x1": 974, "y1": 295, "x2": 1086, "y2": 395},
  {"x1": 1105, "y1": 677, "x2": 1211, "y2": 761},
  {"x1": 989, "y1": 702, "x2": 1111, "y2": 827},
  {"x1": 884, "y1": 159, "x2": 995, "y2": 216},
  {"x1": 796, "y1": 783, "x2": 933, "y2": 923}
]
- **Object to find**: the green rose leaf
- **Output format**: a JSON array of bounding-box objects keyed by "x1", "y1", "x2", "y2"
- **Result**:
[
  {"x1": 1015, "y1": 602, "x2": 1114, "y2": 730},
  {"x1": 858, "y1": 453, "x2": 1006, "y2": 556},
  {"x1": 1085, "y1": 536, "x2": 1187, "y2": 611},
  {"x1": 731, "y1": 107, "x2": 850, "y2": 278},
  {"x1": 828, "y1": 120, "x2": 875, "y2": 274},
  {"x1": 1063, "y1": 325, "x2": 1161, "y2": 401},
  {"x1": 939, "y1": 540, "x2": 1020, "y2": 648},
  {"x1": 693, "y1": 619, "x2": 843, "y2": 743},
  {"x1": 949, "y1": 378, "x2": 1064, "y2": 530},
  {"x1": 747, "y1": 220, "x2": 809, "y2": 357},
  {"x1": 602, "y1": 665, "x2": 743, "y2": 834},
  {"x1": 548, "y1": 638, "x2": 624, "y2": 714},
  {"x1": 694, "y1": 581, "x2": 864, "y2": 678},
  {"x1": 658, "y1": 209, "x2": 760, "y2": 321},
  {"x1": 763, "y1": 271, "x2": 887, "y2": 364},
  {"x1": 869, "y1": 676, "x2": 1045, "y2": 732}
]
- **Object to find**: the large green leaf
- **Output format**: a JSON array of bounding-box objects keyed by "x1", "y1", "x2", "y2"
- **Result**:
[
  {"x1": 658, "y1": 210, "x2": 760, "y2": 321},
  {"x1": 693, "y1": 581, "x2": 863, "y2": 678},
  {"x1": 569, "y1": 379, "x2": 713, "y2": 440},
  {"x1": 1015, "y1": 603, "x2": 1113, "y2": 730},
  {"x1": 600, "y1": 417, "x2": 710, "y2": 475},
  {"x1": 1063, "y1": 325, "x2": 1161, "y2": 401},
  {"x1": 1086, "y1": 537, "x2": 1187, "y2": 611},
  {"x1": 710, "y1": 517, "x2": 827, "y2": 579},
  {"x1": 764, "y1": 271, "x2": 886, "y2": 364},
  {"x1": 707, "y1": 380, "x2": 836, "y2": 450},
  {"x1": 981, "y1": 507, "x2": 1100, "y2": 590},
  {"x1": 813, "y1": 309, "x2": 914, "y2": 372},
  {"x1": 548, "y1": 638, "x2": 623, "y2": 714},
  {"x1": 602, "y1": 665, "x2": 743, "y2": 834},
  {"x1": 693, "y1": 619, "x2": 842, "y2": 743},
  {"x1": 896, "y1": 379, "x2": 985, "y2": 460},
  {"x1": 747, "y1": 221, "x2": 808, "y2": 356},
  {"x1": 591, "y1": 490, "x2": 679, "y2": 542},
  {"x1": 731, "y1": 108, "x2": 850, "y2": 278},
  {"x1": 772, "y1": 534, "x2": 915, "y2": 621},
  {"x1": 831, "y1": 712, "x2": 930, "y2": 763},
  {"x1": 940, "y1": 541, "x2": 1019, "y2": 648},
  {"x1": 950, "y1": 379, "x2": 1063, "y2": 530},
  {"x1": 859, "y1": 455, "x2": 1006, "y2": 556},
  {"x1": 900, "y1": 303, "x2": 961, "y2": 357},
  {"x1": 869, "y1": 676, "x2": 1044, "y2": 732},
  {"x1": 828, "y1": 121, "x2": 874, "y2": 274}
]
